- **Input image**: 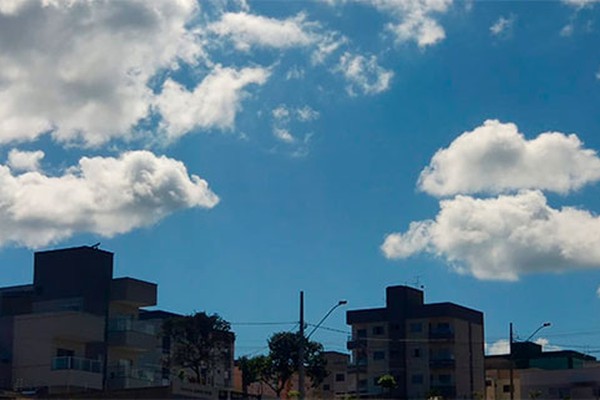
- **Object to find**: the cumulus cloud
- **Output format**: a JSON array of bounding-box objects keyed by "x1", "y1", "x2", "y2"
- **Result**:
[
  {"x1": 382, "y1": 190, "x2": 600, "y2": 281},
  {"x1": 490, "y1": 15, "x2": 515, "y2": 37},
  {"x1": 0, "y1": 0, "x2": 204, "y2": 146},
  {"x1": 486, "y1": 339, "x2": 510, "y2": 355},
  {"x1": 0, "y1": 151, "x2": 218, "y2": 248},
  {"x1": 337, "y1": 52, "x2": 394, "y2": 96},
  {"x1": 535, "y1": 338, "x2": 562, "y2": 352},
  {"x1": 7, "y1": 149, "x2": 44, "y2": 172},
  {"x1": 418, "y1": 120, "x2": 600, "y2": 197},
  {"x1": 156, "y1": 66, "x2": 270, "y2": 139},
  {"x1": 562, "y1": 0, "x2": 599, "y2": 8}
]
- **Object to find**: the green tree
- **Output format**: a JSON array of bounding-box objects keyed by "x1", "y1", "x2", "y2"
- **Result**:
[
  {"x1": 162, "y1": 312, "x2": 233, "y2": 384},
  {"x1": 260, "y1": 332, "x2": 327, "y2": 397},
  {"x1": 238, "y1": 355, "x2": 270, "y2": 397},
  {"x1": 377, "y1": 374, "x2": 397, "y2": 398}
]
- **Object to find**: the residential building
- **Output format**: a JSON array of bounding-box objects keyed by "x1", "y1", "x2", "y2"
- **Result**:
[
  {"x1": 317, "y1": 351, "x2": 354, "y2": 399},
  {"x1": 346, "y1": 285, "x2": 484, "y2": 399},
  {"x1": 485, "y1": 341, "x2": 598, "y2": 400},
  {"x1": 0, "y1": 246, "x2": 235, "y2": 397}
]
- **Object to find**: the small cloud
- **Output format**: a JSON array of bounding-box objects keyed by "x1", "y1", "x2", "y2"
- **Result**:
[
  {"x1": 596, "y1": 68, "x2": 600, "y2": 80},
  {"x1": 296, "y1": 106, "x2": 320, "y2": 122},
  {"x1": 535, "y1": 338, "x2": 562, "y2": 352},
  {"x1": 596, "y1": 285, "x2": 600, "y2": 297},
  {"x1": 561, "y1": 23, "x2": 574, "y2": 36},
  {"x1": 285, "y1": 66, "x2": 305, "y2": 80},
  {"x1": 562, "y1": 0, "x2": 599, "y2": 9},
  {"x1": 272, "y1": 105, "x2": 291, "y2": 121},
  {"x1": 490, "y1": 15, "x2": 515, "y2": 37},
  {"x1": 7, "y1": 149, "x2": 45, "y2": 172},
  {"x1": 337, "y1": 52, "x2": 393, "y2": 96},
  {"x1": 273, "y1": 128, "x2": 295, "y2": 143}
]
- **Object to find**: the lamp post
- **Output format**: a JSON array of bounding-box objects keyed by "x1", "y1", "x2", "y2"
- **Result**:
[
  {"x1": 509, "y1": 322, "x2": 551, "y2": 400},
  {"x1": 298, "y1": 293, "x2": 347, "y2": 400}
]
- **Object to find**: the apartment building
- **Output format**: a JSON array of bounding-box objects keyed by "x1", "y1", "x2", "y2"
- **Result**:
[
  {"x1": 0, "y1": 246, "x2": 235, "y2": 397},
  {"x1": 346, "y1": 285, "x2": 484, "y2": 399},
  {"x1": 485, "y1": 341, "x2": 598, "y2": 400},
  {"x1": 316, "y1": 351, "x2": 354, "y2": 399}
]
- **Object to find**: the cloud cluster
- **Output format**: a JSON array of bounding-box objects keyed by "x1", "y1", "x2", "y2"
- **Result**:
[
  {"x1": 490, "y1": 15, "x2": 515, "y2": 37},
  {"x1": 0, "y1": 150, "x2": 218, "y2": 248},
  {"x1": 486, "y1": 338, "x2": 560, "y2": 355},
  {"x1": 270, "y1": 104, "x2": 319, "y2": 156},
  {"x1": 337, "y1": 52, "x2": 394, "y2": 96},
  {"x1": 0, "y1": 0, "x2": 204, "y2": 146},
  {"x1": 383, "y1": 120, "x2": 600, "y2": 281}
]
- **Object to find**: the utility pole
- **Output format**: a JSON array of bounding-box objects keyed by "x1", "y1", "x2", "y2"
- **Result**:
[
  {"x1": 299, "y1": 291, "x2": 305, "y2": 400},
  {"x1": 509, "y1": 322, "x2": 514, "y2": 400}
]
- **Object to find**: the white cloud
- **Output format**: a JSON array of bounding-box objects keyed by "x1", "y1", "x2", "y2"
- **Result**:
[
  {"x1": 562, "y1": 0, "x2": 599, "y2": 8},
  {"x1": 0, "y1": 151, "x2": 218, "y2": 248},
  {"x1": 327, "y1": 0, "x2": 453, "y2": 47},
  {"x1": 7, "y1": 149, "x2": 44, "y2": 172},
  {"x1": 272, "y1": 105, "x2": 291, "y2": 121},
  {"x1": 297, "y1": 106, "x2": 320, "y2": 122},
  {"x1": 209, "y1": 12, "x2": 314, "y2": 51},
  {"x1": 535, "y1": 338, "x2": 562, "y2": 352},
  {"x1": 382, "y1": 190, "x2": 600, "y2": 281},
  {"x1": 561, "y1": 23, "x2": 574, "y2": 36},
  {"x1": 418, "y1": 120, "x2": 600, "y2": 197},
  {"x1": 156, "y1": 65, "x2": 270, "y2": 139},
  {"x1": 596, "y1": 68, "x2": 600, "y2": 80},
  {"x1": 490, "y1": 15, "x2": 515, "y2": 37},
  {"x1": 337, "y1": 52, "x2": 394, "y2": 96},
  {"x1": 273, "y1": 128, "x2": 295, "y2": 143},
  {"x1": 486, "y1": 339, "x2": 510, "y2": 355},
  {"x1": 0, "y1": 0, "x2": 203, "y2": 146}
]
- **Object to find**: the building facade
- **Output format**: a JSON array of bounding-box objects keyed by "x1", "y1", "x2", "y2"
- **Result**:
[
  {"x1": 346, "y1": 285, "x2": 485, "y2": 399},
  {"x1": 0, "y1": 246, "x2": 234, "y2": 396}
]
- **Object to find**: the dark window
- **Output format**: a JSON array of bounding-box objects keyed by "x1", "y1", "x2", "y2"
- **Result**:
[
  {"x1": 359, "y1": 379, "x2": 367, "y2": 388},
  {"x1": 335, "y1": 373, "x2": 345, "y2": 382},
  {"x1": 393, "y1": 324, "x2": 401, "y2": 330},
  {"x1": 323, "y1": 384, "x2": 331, "y2": 391},
  {"x1": 439, "y1": 374, "x2": 452, "y2": 384},
  {"x1": 373, "y1": 351, "x2": 385, "y2": 360},
  {"x1": 411, "y1": 374, "x2": 423, "y2": 384},
  {"x1": 390, "y1": 351, "x2": 400, "y2": 359},
  {"x1": 413, "y1": 348, "x2": 421, "y2": 357},
  {"x1": 374, "y1": 377, "x2": 380, "y2": 386},
  {"x1": 56, "y1": 348, "x2": 74, "y2": 357},
  {"x1": 503, "y1": 385, "x2": 511, "y2": 393},
  {"x1": 409, "y1": 322, "x2": 423, "y2": 333},
  {"x1": 357, "y1": 329, "x2": 367, "y2": 338},
  {"x1": 485, "y1": 379, "x2": 492, "y2": 387},
  {"x1": 373, "y1": 326, "x2": 384, "y2": 335}
]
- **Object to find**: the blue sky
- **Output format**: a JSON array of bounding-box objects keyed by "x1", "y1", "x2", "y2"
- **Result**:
[{"x1": 1, "y1": 0, "x2": 600, "y2": 357}]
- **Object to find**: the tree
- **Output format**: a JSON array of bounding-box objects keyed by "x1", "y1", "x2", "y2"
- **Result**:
[
  {"x1": 162, "y1": 312, "x2": 233, "y2": 384},
  {"x1": 238, "y1": 355, "x2": 270, "y2": 397},
  {"x1": 377, "y1": 374, "x2": 397, "y2": 398},
  {"x1": 259, "y1": 331, "x2": 327, "y2": 397}
]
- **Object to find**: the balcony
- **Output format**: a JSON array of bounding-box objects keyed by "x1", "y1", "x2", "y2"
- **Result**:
[
  {"x1": 110, "y1": 278, "x2": 157, "y2": 307},
  {"x1": 429, "y1": 358, "x2": 456, "y2": 369},
  {"x1": 347, "y1": 359, "x2": 368, "y2": 374},
  {"x1": 430, "y1": 385, "x2": 457, "y2": 398},
  {"x1": 107, "y1": 318, "x2": 157, "y2": 351},
  {"x1": 107, "y1": 364, "x2": 160, "y2": 389},
  {"x1": 51, "y1": 356, "x2": 102, "y2": 373}
]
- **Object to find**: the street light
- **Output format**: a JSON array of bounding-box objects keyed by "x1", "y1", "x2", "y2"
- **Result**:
[
  {"x1": 525, "y1": 322, "x2": 551, "y2": 342},
  {"x1": 298, "y1": 294, "x2": 347, "y2": 400},
  {"x1": 509, "y1": 322, "x2": 551, "y2": 400},
  {"x1": 307, "y1": 300, "x2": 348, "y2": 339}
]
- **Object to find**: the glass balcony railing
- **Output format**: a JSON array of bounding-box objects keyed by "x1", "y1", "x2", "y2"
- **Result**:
[
  {"x1": 107, "y1": 317, "x2": 155, "y2": 335},
  {"x1": 51, "y1": 356, "x2": 102, "y2": 373}
]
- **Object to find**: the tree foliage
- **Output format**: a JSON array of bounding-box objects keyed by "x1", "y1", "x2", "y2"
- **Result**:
[
  {"x1": 246, "y1": 331, "x2": 327, "y2": 397},
  {"x1": 162, "y1": 312, "x2": 233, "y2": 384}
]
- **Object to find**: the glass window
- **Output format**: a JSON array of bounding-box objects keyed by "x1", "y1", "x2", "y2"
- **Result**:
[
  {"x1": 335, "y1": 373, "x2": 345, "y2": 382},
  {"x1": 373, "y1": 351, "x2": 385, "y2": 360},
  {"x1": 357, "y1": 329, "x2": 367, "y2": 338},
  {"x1": 373, "y1": 326, "x2": 384, "y2": 335},
  {"x1": 409, "y1": 322, "x2": 423, "y2": 333},
  {"x1": 411, "y1": 374, "x2": 423, "y2": 384}
]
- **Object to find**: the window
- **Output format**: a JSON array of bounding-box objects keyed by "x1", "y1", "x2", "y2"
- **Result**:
[
  {"x1": 373, "y1": 351, "x2": 385, "y2": 360},
  {"x1": 413, "y1": 348, "x2": 421, "y2": 358},
  {"x1": 56, "y1": 348, "x2": 74, "y2": 357},
  {"x1": 335, "y1": 373, "x2": 345, "y2": 382},
  {"x1": 409, "y1": 322, "x2": 423, "y2": 333},
  {"x1": 411, "y1": 374, "x2": 423, "y2": 384},
  {"x1": 373, "y1": 326, "x2": 384, "y2": 335},
  {"x1": 374, "y1": 377, "x2": 380, "y2": 386},
  {"x1": 359, "y1": 379, "x2": 367, "y2": 388},
  {"x1": 390, "y1": 350, "x2": 400, "y2": 359},
  {"x1": 503, "y1": 385, "x2": 511, "y2": 393},
  {"x1": 357, "y1": 329, "x2": 367, "y2": 338},
  {"x1": 439, "y1": 374, "x2": 452, "y2": 384},
  {"x1": 323, "y1": 384, "x2": 331, "y2": 391}
]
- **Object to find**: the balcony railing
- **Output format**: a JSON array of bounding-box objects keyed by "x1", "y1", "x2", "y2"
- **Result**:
[
  {"x1": 108, "y1": 317, "x2": 155, "y2": 335},
  {"x1": 347, "y1": 336, "x2": 367, "y2": 350},
  {"x1": 107, "y1": 365, "x2": 156, "y2": 382},
  {"x1": 51, "y1": 356, "x2": 102, "y2": 373}
]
